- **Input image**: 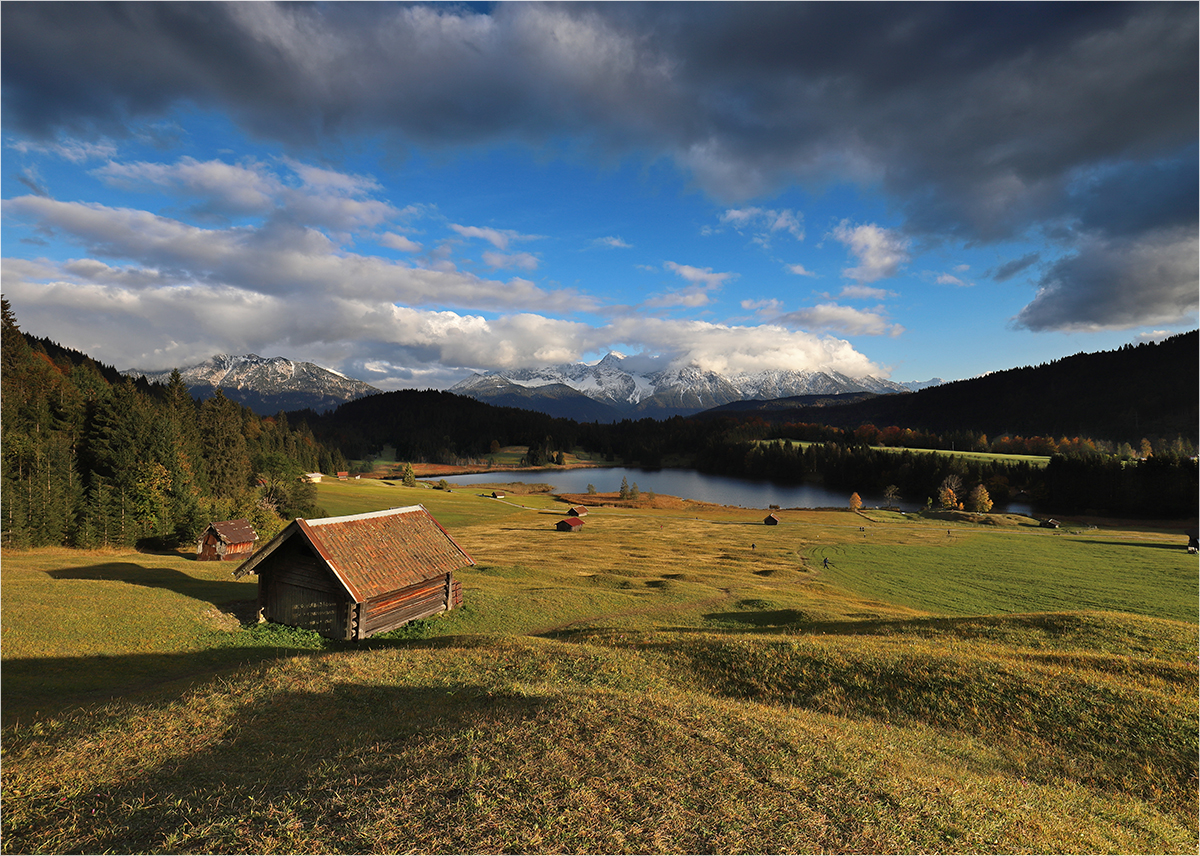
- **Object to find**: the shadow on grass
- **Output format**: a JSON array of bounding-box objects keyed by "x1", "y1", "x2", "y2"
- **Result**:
[
  {"x1": 47, "y1": 563, "x2": 250, "y2": 608},
  {"x1": 2, "y1": 679, "x2": 549, "y2": 854},
  {"x1": 1066, "y1": 538, "x2": 1192, "y2": 551}
]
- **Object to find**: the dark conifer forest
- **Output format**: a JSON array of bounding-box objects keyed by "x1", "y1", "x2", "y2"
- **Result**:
[{"x1": 1, "y1": 300, "x2": 342, "y2": 549}]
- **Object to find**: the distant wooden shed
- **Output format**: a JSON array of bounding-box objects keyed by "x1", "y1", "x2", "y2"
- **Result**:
[
  {"x1": 196, "y1": 519, "x2": 258, "y2": 561},
  {"x1": 232, "y1": 505, "x2": 472, "y2": 641},
  {"x1": 764, "y1": 513, "x2": 780, "y2": 525},
  {"x1": 492, "y1": 491, "x2": 506, "y2": 499},
  {"x1": 556, "y1": 517, "x2": 584, "y2": 532},
  {"x1": 568, "y1": 505, "x2": 588, "y2": 517}
]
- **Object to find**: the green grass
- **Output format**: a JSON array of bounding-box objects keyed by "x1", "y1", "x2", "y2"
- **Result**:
[
  {"x1": 769, "y1": 438, "x2": 1051, "y2": 466},
  {"x1": 2, "y1": 479, "x2": 1197, "y2": 853},
  {"x1": 814, "y1": 528, "x2": 1198, "y2": 621}
]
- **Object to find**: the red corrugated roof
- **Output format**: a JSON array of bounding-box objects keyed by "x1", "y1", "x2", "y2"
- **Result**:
[{"x1": 234, "y1": 505, "x2": 473, "y2": 602}]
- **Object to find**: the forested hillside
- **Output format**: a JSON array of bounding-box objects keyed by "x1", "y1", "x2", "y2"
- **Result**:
[
  {"x1": 710, "y1": 332, "x2": 1198, "y2": 440},
  {"x1": 1, "y1": 301, "x2": 344, "y2": 549}
]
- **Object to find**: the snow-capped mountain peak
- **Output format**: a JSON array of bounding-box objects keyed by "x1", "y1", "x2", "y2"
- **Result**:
[{"x1": 450, "y1": 358, "x2": 930, "y2": 420}]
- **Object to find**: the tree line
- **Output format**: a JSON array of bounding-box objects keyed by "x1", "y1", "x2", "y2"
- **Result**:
[{"x1": 2, "y1": 301, "x2": 345, "y2": 550}]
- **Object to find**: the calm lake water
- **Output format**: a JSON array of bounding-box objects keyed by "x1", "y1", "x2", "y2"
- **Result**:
[{"x1": 425, "y1": 466, "x2": 1033, "y2": 515}]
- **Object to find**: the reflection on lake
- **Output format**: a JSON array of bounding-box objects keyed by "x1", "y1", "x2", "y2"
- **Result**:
[{"x1": 425, "y1": 466, "x2": 1033, "y2": 515}]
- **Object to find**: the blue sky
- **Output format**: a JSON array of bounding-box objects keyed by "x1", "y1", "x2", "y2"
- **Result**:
[{"x1": 2, "y1": 2, "x2": 1196, "y2": 390}]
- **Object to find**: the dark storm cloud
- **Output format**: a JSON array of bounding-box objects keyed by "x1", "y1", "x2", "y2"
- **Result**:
[{"x1": 3, "y1": 1, "x2": 1197, "y2": 330}]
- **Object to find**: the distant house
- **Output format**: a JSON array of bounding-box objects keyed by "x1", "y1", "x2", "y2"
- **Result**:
[
  {"x1": 1041, "y1": 518, "x2": 1061, "y2": 529},
  {"x1": 568, "y1": 505, "x2": 588, "y2": 517},
  {"x1": 556, "y1": 517, "x2": 584, "y2": 532},
  {"x1": 196, "y1": 519, "x2": 258, "y2": 562},
  {"x1": 337, "y1": 471, "x2": 349, "y2": 480},
  {"x1": 764, "y1": 513, "x2": 780, "y2": 525},
  {"x1": 303, "y1": 472, "x2": 323, "y2": 483},
  {"x1": 492, "y1": 491, "x2": 506, "y2": 499},
  {"x1": 232, "y1": 505, "x2": 472, "y2": 641}
]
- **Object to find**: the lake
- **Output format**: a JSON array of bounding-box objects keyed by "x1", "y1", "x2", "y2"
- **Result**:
[{"x1": 424, "y1": 466, "x2": 1033, "y2": 515}]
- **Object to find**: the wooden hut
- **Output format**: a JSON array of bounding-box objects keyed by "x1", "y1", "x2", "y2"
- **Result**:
[
  {"x1": 763, "y1": 513, "x2": 780, "y2": 525},
  {"x1": 492, "y1": 491, "x2": 506, "y2": 499},
  {"x1": 556, "y1": 517, "x2": 584, "y2": 532},
  {"x1": 568, "y1": 506, "x2": 588, "y2": 517},
  {"x1": 196, "y1": 519, "x2": 258, "y2": 561},
  {"x1": 232, "y1": 505, "x2": 472, "y2": 641}
]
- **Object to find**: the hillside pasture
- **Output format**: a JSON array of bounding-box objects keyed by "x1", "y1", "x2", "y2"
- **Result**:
[{"x1": 2, "y1": 478, "x2": 1196, "y2": 854}]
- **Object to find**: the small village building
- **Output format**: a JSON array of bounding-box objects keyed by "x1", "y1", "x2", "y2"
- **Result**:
[
  {"x1": 232, "y1": 505, "x2": 472, "y2": 641},
  {"x1": 337, "y1": 471, "x2": 349, "y2": 480},
  {"x1": 556, "y1": 517, "x2": 584, "y2": 532},
  {"x1": 303, "y1": 473, "x2": 323, "y2": 483},
  {"x1": 492, "y1": 491, "x2": 506, "y2": 499},
  {"x1": 764, "y1": 513, "x2": 780, "y2": 525},
  {"x1": 196, "y1": 519, "x2": 258, "y2": 562},
  {"x1": 568, "y1": 506, "x2": 588, "y2": 517}
]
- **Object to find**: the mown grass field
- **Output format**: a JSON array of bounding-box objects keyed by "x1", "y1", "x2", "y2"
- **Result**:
[{"x1": 2, "y1": 476, "x2": 1197, "y2": 853}]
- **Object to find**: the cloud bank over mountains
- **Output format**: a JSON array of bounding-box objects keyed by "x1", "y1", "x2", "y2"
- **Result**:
[{"x1": 2, "y1": 2, "x2": 1195, "y2": 387}]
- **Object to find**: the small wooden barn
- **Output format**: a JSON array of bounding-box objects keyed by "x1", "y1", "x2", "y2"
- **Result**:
[
  {"x1": 232, "y1": 505, "x2": 472, "y2": 641},
  {"x1": 763, "y1": 513, "x2": 780, "y2": 525},
  {"x1": 556, "y1": 517, "x2": 584, "y2": 532},
  {"x1": 568, "y1": 506, "x2": 588, "y2": 517},
  {"x1": 196, "y1": 519, "x2": 258, "y2": 561}
]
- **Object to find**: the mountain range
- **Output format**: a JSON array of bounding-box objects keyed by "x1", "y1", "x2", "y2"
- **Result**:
[
  {"x1": 448, "y1": 353, "x2": 943, "y2": 420},
  {"x1": 124, "y1": 354, "x2": 379, "y2": 414}
]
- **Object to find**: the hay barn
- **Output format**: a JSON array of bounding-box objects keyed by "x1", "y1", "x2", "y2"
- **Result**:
[
  {"x1": 556, "y1": 517, "x2": 584, "y2": 532},
  {"x1": 233, "y1": 505, "x2": 472, "y2": 641},
  {"x1": 764, "y1": 513, "x2": 780, "y2": 525},
  {"x1": 196, "y1": 519, "x2": 258, "y2": 561},
  {"x1": 568, "y1": 506, "x2": 588, "y2": 517}
]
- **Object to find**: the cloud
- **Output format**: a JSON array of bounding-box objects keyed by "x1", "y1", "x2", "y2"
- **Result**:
[
  {"x1": 482, "y1": 250, "x2": 540, "y2": 271},
  {"x1": 988, "y1": 252, "x2": 1040, "y2": 282},
  {"x1": 777, "y1": 302, "x2": 904, "y2": 337},
  {"x1": 2, "y1": 2, "x2": 1195, "y2": 336},
  {"x1": 380, "y1": 232, "x2": 422, "y2": 253},
  {"x1": 838, "y1": 285, "x2": 891, "y2": 300},
  {"x1": 593, "y1": 235, "x2": 632, "y2": 248},
  {"x1": 934, "y1": 272, "x2": 972, "y2": 287},
  {"x1": 450, "y1": 224, "x2": 541, "y2": 251},
  {"x1": 785, "y1": 263, "x2": 818, "y2": 277},
  {"x1": 830, "y1": 221, "x2": 910, "y2": 283},
  {"x1": 2, "y1": 195, "x2": 578, "y2": 313},
  {"x1": 663, "y1": 261, "x2": 736, "y2": 289},
  {"x1": 719, "y1": 207, "x2": 804, "y2": 246},
  {"x1": 1014, "y1": 227, "x2": 1198, "y2": 332}
]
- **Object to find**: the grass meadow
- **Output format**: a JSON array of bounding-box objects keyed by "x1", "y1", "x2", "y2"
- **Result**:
[{"x1": 2, "y1": 475, "x2": 1197, "y2": 853}]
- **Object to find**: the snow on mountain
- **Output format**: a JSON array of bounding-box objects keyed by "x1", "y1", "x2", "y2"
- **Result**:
[
  {"x1": 449, "y1": 354, "x2": 922, "y2": 419},
  {"x1": 124, "y1": 354, "x2": 379, "y2": 415}
]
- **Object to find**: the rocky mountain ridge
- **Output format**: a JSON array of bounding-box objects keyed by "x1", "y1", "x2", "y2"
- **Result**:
[
  {"x1": 124, "y1": 354, "x2": 378, "y2": 414},
  {"x1": 450, "y1": 353, "x2": 940, "y2": 420}
]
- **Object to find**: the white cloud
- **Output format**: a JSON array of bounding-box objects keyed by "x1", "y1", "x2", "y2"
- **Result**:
[
  {"x1": 719, "y1": 207, "x2": 804, "y2": 246},
  {"x1": 838, "y1": 285, "x2": 891, "y2": 299},
  {"x1": 934, "y1": 272, "x2": 971, "y2": 287},
  {"x1": 785, "y1": 263, "x2": 818, "y2": 277},
  {"x1": 482, "y1": 250, "x2": 540, "y2": 271},
  {"x1": 831, "y1": 221, "x2": 910, "y2": 283},
  {"x1": 776, "y1": 302, "x2": 904, "y2": 337},
  {"x1": 380, "y1": 232, "x2": 422, "y2": 253},
  {"x1": 593, "y1": 235, "x2": 632, "y2": 248},
  {"x1": 663, "y1": 261, "x2": 736, "y2": 289},
  {"x1": 450, "y1": 223, "x2": 541, "y2": 251}
]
